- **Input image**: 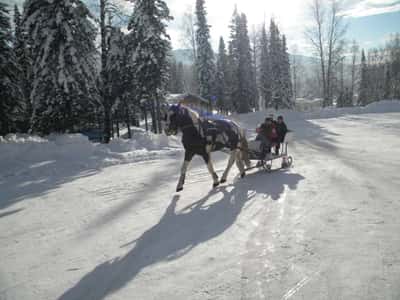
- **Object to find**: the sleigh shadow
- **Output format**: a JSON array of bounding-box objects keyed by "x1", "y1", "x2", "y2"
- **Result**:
[{"x1": 58, "y1": 170, "x2": 304, "y2": 300}]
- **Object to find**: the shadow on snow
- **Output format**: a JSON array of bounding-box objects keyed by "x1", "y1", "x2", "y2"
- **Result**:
[{"x1": 59, "y1": 170, "x2": 305, "y2": 300}]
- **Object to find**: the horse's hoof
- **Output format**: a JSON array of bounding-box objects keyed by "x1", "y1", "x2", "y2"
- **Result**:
[
  {"x1": 241, "y1": 172, "x2": 246, "y2": 178},
  {"x1": 220, "y1": 178, "x2": 227, "y2": 184},
  {"x1": 213, "y1": 182, "x2": 220, "y2": 188},
  {"x1": 176, "y1": 187, "x2": 183, "y2": 192}
]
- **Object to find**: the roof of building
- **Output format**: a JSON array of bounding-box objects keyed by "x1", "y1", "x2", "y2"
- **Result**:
[{"x1": 167, "y1": 93, "x2": 209, "y2": 105}]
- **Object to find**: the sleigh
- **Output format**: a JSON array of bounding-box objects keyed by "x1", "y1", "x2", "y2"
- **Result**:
[{"x1": 246, "y1": 131, "x2": 294, "y2": 172}]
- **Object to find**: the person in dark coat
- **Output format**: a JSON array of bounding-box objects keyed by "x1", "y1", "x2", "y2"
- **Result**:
[
  {"x1": 256, "y1": 117, "x2": 278, "y2": 157},
  {"x1": 274, "y1": 115, "x2": 288, "y2": 155}
]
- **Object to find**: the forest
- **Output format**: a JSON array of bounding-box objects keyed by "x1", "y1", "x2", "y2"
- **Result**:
[{"x1": 1, "y1": 0, "x2": 399, "y2": 140}]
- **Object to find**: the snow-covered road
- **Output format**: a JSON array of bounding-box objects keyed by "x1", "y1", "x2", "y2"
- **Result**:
[{"x1": 1, "y1": 112, "x2": 400, "y2": 300}]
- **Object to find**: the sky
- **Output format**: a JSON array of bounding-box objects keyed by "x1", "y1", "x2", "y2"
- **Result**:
[
  {"x1": 5, "y1": 0, "x2": 400, "y2": 54},
  {"x1": 165, "y1": 0, "x2": 400, "y2": 53}
]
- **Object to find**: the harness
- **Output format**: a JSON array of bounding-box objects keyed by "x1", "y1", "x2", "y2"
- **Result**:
[{"x1": 172, "y1": 106, "x2": 237, "y2": 151}]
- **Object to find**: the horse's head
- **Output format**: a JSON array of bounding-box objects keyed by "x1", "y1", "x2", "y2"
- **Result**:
[{"x1": 162, "y1": 104, "x2": 182, "y2": 136}]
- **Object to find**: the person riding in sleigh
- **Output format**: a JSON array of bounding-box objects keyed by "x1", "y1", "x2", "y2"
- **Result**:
[{"x1": 256, "y1": 115, "x2": 288, "y2": 159}]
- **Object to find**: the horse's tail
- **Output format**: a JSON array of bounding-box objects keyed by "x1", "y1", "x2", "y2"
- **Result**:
[{"x1": 239, "y1": 129, "x2": 251, "y2": 168}]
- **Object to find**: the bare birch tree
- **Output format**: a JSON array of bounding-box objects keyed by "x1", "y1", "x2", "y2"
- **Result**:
[
  {"x1": 180, "y1": 5, "x2": 197, "y2": 61},
  {"x1": 350, "y1": 40, "x2": 359, "y2": 103},
  {"x1": 305, "y1": 0, "x2": 347, "y2": 107}
]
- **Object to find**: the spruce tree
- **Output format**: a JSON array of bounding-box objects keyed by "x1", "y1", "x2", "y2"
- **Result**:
[
  {"x1": 215, "y1": 37, "x2": 228, "y2": 112},
  {"x1": 13, "y1": 4, "x2": 32, "y2": 131},
  {"x1": 259, "y1": 24, "x2": 272, "y2": 109},
  {"x1": 176, "y1": 62, "x2": 185, "y2": 93},
  {"x1": 105, "y1": 27, "x2": 126, "y2": 116},
  {"x1": 235, "y1": 13, "x2": 253, "y2": 113},
  {"x1": 23, "y1": 0, "x2": 98, "y2": 134},
  {"x1": 195, "y1": 0, "x2": 215, "y2": 102},
  {"x1": 0, "y1": 2, "x2": 23, "y2": 135},
  {"x1": 105, "y1": 26, "x2": 140, "y2": 138},
  {"x1": 269, "y1": 20, "x2": 282, "y2": 110},
  {"x1": 168, "y1": 58, "x2": 178, "y2": 93},
  {"x1": 226, "y1": 9, "x2": 257, "y2": 113},
  {"x1": 168, "y1": 58, "x2": 184, "y2": 94},
  {"x1": 250, "y1": 27, "x2": 259, "y2": 111},
  {"x1": 344, "y1": 88, "x2": 353, "y2": 107},
  {"x1": 126, "y1": 0, "x2": 172, "y2": 133},
  {"x1": 358, "y1": 50, "x2": 369, "y2": 106},
  {"x1": 281, "y1": 35, "x2": 293, "y2": 108},
  {"x1": 390, "y1": 34, "x2": 400, "y2": 99},
  {"x1": 227, "y1": 7, "x2": 240, "y2": 112},
  {"x1": 384, "y1": 67, "x2": 392, "y2": 100}
]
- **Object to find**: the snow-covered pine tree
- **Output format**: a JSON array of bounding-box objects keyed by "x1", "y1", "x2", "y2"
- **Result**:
[
  {"x1": 384, "y1": 66, "x2": 392, "y2": 100},
  {"x1": 106, "y1": 26, "x2": 140, "y2": 138},
  {"x1": 235, "y1": 13, "x2": 253, "y2": 113},
  {"x1": 105, "y1": 27, "x2": 125, "y2": 102},
  {"x1": 250, "y1": 26, "x2": 259, "y2": 111},
  {"x1": 168, "y1": 58, "x2": 184, "y2": 94},
  {"x1": 13, "y1": 4, "x2": 32, "y2": 131},
  {"x1": 269, "y1": 19, "x2": 282, "y2": 110},
  {"x1": 389, "y1": 34, "x2": 400, "y2": 99},
  {"x1": 23, "y1": 0, "x2": 98, "y2": 134},
  {"x1": 0, "y1": 2, "x2": 23, "y2": 135},
  {"x1": 358, "y1": 49, "x2": 369, "y2": 106},
  {"x1": 126, "y1": 0, "x2": 172, "y2": 133},
  {"x1": 281, "y1": 35, "x2": 293, "y2": 108},
  {"x1": 259, "y1": 24, "x2": 272, "y2": 109},
  {"x1": 344, "y1": 88, "x2": 353, "y2": 107},
  {"x1": 215, "y1": 37, "x2": 229, "y2": 113},
  {"x1": 195, "y1": 0, "x2": 215, "y2": 102},
  {"x1": 227, "y1": 7, "x2": 240, "y2": 112},
  {"x1": 168, "y1": 58, "x2": 178, "y2": 93},
  {"x1": 176, "y1": 62, "x2": 185, "y2": 93},
  {"x1": 104, "y1": 26, "x2": 127, "y2": 129},
  {"x1": 367, "y1": 49, "x2": 387, "y2": 103}
]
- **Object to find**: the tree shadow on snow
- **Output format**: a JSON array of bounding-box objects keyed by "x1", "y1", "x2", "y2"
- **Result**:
[
  {"x1": 0, "y1": 154, "x2": 180, "y2": 212},
  {"x1": 58, "y1": 170, "x2": 304, "y2": 300},
  {"x1": 0, "y1": 164, "x2": 99, "y2": 211},
  {"x1": 288, "y1": 118, "x2": 341, "y2": 153}
]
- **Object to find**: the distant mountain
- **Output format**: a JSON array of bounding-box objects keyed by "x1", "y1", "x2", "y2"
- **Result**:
[
  {"x1": 290, "y1": 54, "x2": 319, "y2": 65},
  {"x1": 171, "y1": 49, "x2": 320, "y2": 68}
]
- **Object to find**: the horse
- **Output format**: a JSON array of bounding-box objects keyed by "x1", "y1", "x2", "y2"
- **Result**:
[{"x1": 162, "y1": 104, "x2": 251, "y2": 192}]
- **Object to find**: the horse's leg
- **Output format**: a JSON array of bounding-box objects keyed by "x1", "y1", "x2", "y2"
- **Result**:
[
  {"x1": 202, "y1": 152, "x2": 219, "y2": 188},
  {"x1": 240, "y1": 135, "x2": 251, "y2": 168},
  {"x1": 235, "y1": 149, "x2": 246, "y2": 178},
  {"x1": 176, "y1": 150, "x2": 194, "y2": 192},
  {"x1": 220, "y1": 150, "x2": 236, "y2": 184}
]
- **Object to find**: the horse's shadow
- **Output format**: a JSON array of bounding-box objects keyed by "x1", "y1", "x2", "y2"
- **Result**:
[{"x1": 59, "y1": 170, "x2": 304, "y2": 300}]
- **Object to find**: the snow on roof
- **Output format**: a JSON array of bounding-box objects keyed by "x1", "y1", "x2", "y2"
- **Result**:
[{"x1": 166, "y1": 93, "x2": 209, "y2": 105}]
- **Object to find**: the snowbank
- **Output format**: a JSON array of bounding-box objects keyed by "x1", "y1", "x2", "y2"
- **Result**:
[
  {"x1": 0, "y1": 130, "x2": 182, "y2": 179},
  {"x1": 234, "y1": 100, "x2": 400, "y2": 129},
  {"x1": 305, "y1": 99, "x2": 400, "y2": 119},
  {"x1": 1, "y1": 100, "x2": 399, "y2": 178}
]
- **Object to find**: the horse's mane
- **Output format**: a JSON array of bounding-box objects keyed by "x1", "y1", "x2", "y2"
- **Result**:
[
  {"x1": 177, "y1": 105, "x2": 242, "y2": 134},
  {"x1": 180, "y1": 105, "x2": 201, "y2": 120}
]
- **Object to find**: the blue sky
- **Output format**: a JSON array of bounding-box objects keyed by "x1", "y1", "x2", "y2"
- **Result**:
[
  {"x1": 165, "y1": 0, "x2": 400, "y2": 53},
  {"x1": 346, "y1": 10, "x2": 400, "y2": 50},
  {"x1": 5, "y1": 0, "x2": 400, "y2": 53}
]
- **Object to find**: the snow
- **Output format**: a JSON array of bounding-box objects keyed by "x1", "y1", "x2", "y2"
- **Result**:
[
  {"x1": 233, "y1": 100, "x2": 400, "y2": 135},
  {"x1": 0, "y1": 130, "x2": 182, "y2": 181},
  {"x1": 1, "y1": 102, "x2": 400, "y2": 300}
]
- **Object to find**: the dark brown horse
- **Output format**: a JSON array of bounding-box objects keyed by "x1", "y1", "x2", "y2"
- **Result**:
[{"x1": 163, "y1": 104, "x2": 250, "y2": 192}]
